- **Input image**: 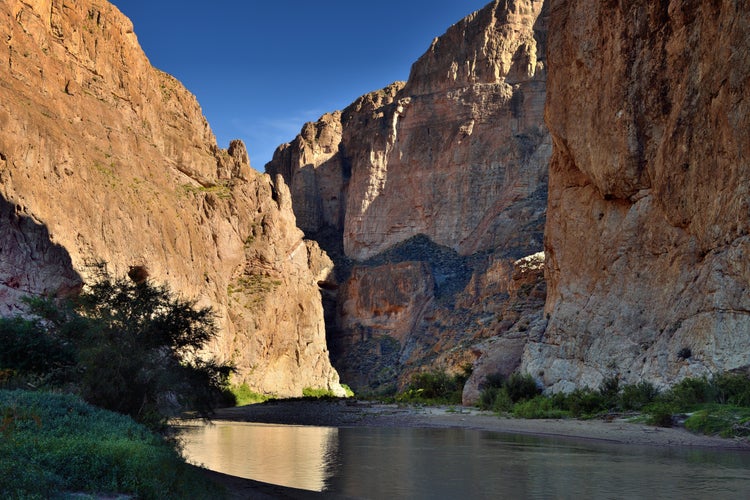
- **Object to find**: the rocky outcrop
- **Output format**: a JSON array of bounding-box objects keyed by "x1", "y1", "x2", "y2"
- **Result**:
[
  {"x1": 523, "y1": 1, "x2": 750, "y2": 391},
  {"x1": 267, "y1": 0, "x2": 550, "y2": 393},
  {"x1": 0, "y1": 0, "x2": 343, "y2": 397}
]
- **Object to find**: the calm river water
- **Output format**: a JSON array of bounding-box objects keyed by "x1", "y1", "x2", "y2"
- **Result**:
[{"x1": 178, "y1": 421, "x2": 750, "y2": 499}]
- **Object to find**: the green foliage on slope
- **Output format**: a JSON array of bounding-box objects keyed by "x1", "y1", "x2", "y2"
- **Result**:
[{"x1": 0, "y1": 390, "x2": 223, "y2": 499}]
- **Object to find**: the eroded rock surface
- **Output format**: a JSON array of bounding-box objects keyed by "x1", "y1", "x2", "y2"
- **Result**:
[
  {"x1": 0, "y1": 0, "x2": 343, "y2": 397},
  {"x1": 523, "y1": 0, "x2": 750, "y2": 391},
  {"x1": 267, "y1": 0, "x2": 550, "y2": 393}
]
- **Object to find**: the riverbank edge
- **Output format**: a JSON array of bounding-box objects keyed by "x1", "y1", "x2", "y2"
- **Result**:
[
  {"x1": 191, "y1": 399, "x2": 750, "y2": 498},
  {"x1": 206, "y1": 399, "x2": 750, "y2": 449}
]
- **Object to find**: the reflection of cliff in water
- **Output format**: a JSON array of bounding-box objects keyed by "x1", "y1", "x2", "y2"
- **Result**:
[
  {"x1": 0, "y1": 195, "x2": 82, "y2": 315},
  {"x1": 178, "y1": 422, "x2": 339, "y2": 492}
]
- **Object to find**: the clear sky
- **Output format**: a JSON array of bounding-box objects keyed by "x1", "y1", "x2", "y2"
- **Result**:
[{"x1": 109, "y1": 1, "x2": 491, "y2": 170}]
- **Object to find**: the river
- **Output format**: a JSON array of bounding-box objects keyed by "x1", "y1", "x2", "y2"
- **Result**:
[{"x1": 178, "y1": 421, "x2": 750, "y2": 498}]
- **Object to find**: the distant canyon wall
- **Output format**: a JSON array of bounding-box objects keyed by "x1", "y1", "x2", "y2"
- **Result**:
[
  {"x1": 523, "y1": 0, "x2": 750, "y2": 391},
  {"x1": 268, "y1": 0, "x2": 551, "y2": 394},
  {"x1": 0, "y1": 0, "x2": 343, "y2": 396}
]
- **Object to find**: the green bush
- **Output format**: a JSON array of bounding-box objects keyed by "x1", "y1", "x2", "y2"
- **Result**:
[
  {"x1": 478, "y1": 385, "x2": 501, "y2": 411},
  {"x1": 397, "y1": 368, "x2": 469, "y2": 405},
  {"x1": 302, "y1": 387, "x2": 341, "y2": 398},
  {"x1": 0, "y1": 390, "x2": 222, "y2": 499},
  {"x1": 341, "y1": 384, "x2": 355, "y2": 398},
  {"x1": 0, "y1": 270, "x2": 234, "y2": 430},
  {"x1": 230, "y1": 383, "x2": 272, "y2": 406},
  {"x1": 684, "y1": 405, "x2": 750, "y2": 438},
  {"x1": 712, "y1": 372, "x2": 750, "y2": 406},
  {"x1": 0, "y1": 316, "x2": 75, "y2": 387},
  {"x1": 644, "y1": 401, "x2": 676, "y2": 427},
  {"x1": 474, "y1": 371, "x2": 750, "y2": 437},
  {"x1": 665, "y1": 376, "x2": 717, "y2": 408},
  {"x1": 478, "y1": 372, "x2": 539, "y2": 412},
  {"x1": 598, "y1": 376, "x2": 620, "y2": 410},
  {"x1": 559, "y1": 388, "x2": 606, "y2": 417},
  {"x1": 479, "y1": 386, "x2": 513, "y2": 413},
  {"x1": 483, "y1": 372, "x2": 506, "y2": 390},
  {"x1": 512, "y1": 395, "x2": 568, "y2": 419},
  {"x1": 619, "y1": 381, "x2": 660, "y2": 411},
  {"x1": 505, "y1": 373, "x2": 541, "y2": 403}
]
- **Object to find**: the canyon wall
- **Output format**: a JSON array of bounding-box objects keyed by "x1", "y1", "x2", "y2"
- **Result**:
[
  {"x1": 523, "y1": 0, "x2": 750, "y2": 391},
  {"x1": 0, "y1": 0, "x2": 343, "y2": 397},
  {"x1": 267, "y1": 0, "x2": 550, "y2": 394}
]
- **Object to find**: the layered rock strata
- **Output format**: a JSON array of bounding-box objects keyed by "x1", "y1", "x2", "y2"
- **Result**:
[
  {"x1": 268, "y1": 0, "x2": 551, "y2": 393},
  {"x1": 523, "y1": 0, "x2": 750, "y2": 391},
  {"x1": 0, "y1": 0, "x2": 343, "y2": 396}
]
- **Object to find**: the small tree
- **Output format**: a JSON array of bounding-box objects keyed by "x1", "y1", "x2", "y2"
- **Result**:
[{"x1": 4, "y1": 269, "x2": 233, "y2": 430}]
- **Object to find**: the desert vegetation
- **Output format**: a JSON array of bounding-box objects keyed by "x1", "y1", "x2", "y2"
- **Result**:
[
  {"x1": 395, "y1": 366, "x2": 472, "y2": 405},
  {"x1": 0, "y1": 390, "x2": 222, "y2": 499},
  {"x1": 478, "y1": 371, "x2": 750, "y2": 438},
  {"x1": 383, "y1": 366, "x2": 750, "y2": 440},
  {"x1": 0, "y1": 269, "x2": 235, "y2": 497},
  {"x1": 0, "y1": 268, "x2": 234, "y2": 430}
]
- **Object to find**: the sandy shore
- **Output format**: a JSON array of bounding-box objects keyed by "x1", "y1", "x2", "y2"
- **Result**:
[
  {"x1": 211, "y1": 399, "x2": 750, "y2": 448},
  {"x1": 196, "y1": 399, "x2": 750, "y2": 498}
]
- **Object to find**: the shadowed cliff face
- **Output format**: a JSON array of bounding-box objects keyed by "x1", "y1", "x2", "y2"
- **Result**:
[
  {"x1": 0, "y1": 195, "x2": 82, "y2": 314},
  {"x1": 523, "y1": 0, "x2": 750, "y2": 391},
  {"x1": 0, "y1": 0, "x2": 343, "y2": 396},
  {"x1": 268, "y1": 0, "x2": 550, "y2": 394}
]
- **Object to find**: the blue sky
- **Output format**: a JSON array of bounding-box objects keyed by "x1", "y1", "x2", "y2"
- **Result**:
[{"x1": 110, "y1": 1, "x2": 491, "y2": 169}]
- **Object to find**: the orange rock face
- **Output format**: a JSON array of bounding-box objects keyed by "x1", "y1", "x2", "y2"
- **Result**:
[
  {"x1": 268, "y1": 0, "x2": 550, "y2": 393},
  {"x1": 0, "y1": 0, "x2": 343, "y2": 396},
  {"x1": 524, "y1": 1, "x2": 750, "y2": 391}
]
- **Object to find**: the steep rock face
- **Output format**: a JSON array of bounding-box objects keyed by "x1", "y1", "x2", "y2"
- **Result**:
[
  {"x1": 0, "y1": 0, "x2": 343, "y2": 396},
  {"x1": 523, "y1": 1, "x2": 750, "y2": 391},
  {"x1": 268, "y1": 0, "x2": 550, "y2": 392}
]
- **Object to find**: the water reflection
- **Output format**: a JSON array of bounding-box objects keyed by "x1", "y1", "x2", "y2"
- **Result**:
[
  {"x1": 179, "y1": 422, "x2": 338, "y2": 491},
  {"x1": 179, "y1": 423, "x2": 750, "y2": 498}
]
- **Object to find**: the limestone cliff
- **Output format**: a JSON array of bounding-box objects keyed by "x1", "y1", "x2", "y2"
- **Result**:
[
  {"x1": 0, "y1": 0, "x2": 343, "y2": 397},
  {"x1": 522, "y1": 1, "x2": 750, "y2": 391},
  {"x1": 267, "y1": 0, "x2": 550, "y2": 393}
]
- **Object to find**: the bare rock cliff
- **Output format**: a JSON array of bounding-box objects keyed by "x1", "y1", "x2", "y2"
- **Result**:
[
  {"x1": 0, "y1": 0, "x2": 343, "y2": 397},
  {"x1": 523, "y1": 1, "x2": 750, "y2": 391},
  {"x1": 268, "y1": 0, "x2": 550, "y2": 393}
]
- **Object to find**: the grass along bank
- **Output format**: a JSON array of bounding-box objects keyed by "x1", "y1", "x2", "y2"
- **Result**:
[{"x1": 0, "y1": 390, "x2": 224, "y2": 499}]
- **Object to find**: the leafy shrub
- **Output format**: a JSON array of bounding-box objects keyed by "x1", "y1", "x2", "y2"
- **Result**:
[
  {"x1": 0, "y1": 270, "x2": 234, "y2": 430},
  {"x1": 0, "y1": 316, "x2": 75, "y2": 386},
  {"x1": 619, "y1": 381, "x2": 660, "y2": 411},
  {"x1": 712, "y1": 372, "x2": 750, "y2": 406},
  {"x1": 505, "y1": 373, "x2": 541, "y2": 403},
  {"x1": 230, "y1": 383, "x2": 271, "y2": 406},
  {"x1": 665, "y1": 376, "x2": 717, "y2": 408},
  {"x1": 684, "y1": 405, "x2": 750, "y2": 438},
  {"x1": 560, "y1": 388, "x2": 607, "y2": 417},
  {"x1": 512, "y1": 395, "x2": 568, "y2": 419},
  {"x1": 483, "y1": 372, "x2": 506, "y2": 390},
  {"x1": 479, "y1": 386, "x2": 513, "y2": 413},
  {"x1": 302, "y1": 387, "x2": 342, "y2": 398},
  {"x1": 398, "y1": 368, "x2": 469, "y2": 404},
  {"x1": 598, "y1": 376, "x2": 620, "y2": 409},
  {"x1": 478, "y1": 373, "x2": 505, "y2": 411},
  {"x1": 478, "y1": 385, "x2": 500, "y2": 411},
  {"x1": 644, "y1": 402, "x2": 676, "y2": 427},
  {"x1": 478, "y1": 372, "x2": 540, "y2": 413}
]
